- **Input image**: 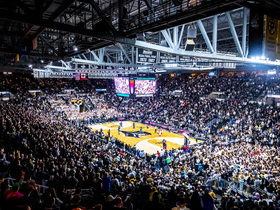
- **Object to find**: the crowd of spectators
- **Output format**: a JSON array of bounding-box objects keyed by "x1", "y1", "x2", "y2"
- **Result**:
[
  {"x1": 113, "y1": 74, "x2": 280, "y2": 144},
  {"x1": 0, "y1": 73, "x2": 280, "y2": 210}
]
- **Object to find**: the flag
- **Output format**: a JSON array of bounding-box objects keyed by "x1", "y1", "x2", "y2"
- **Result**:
[
  {"x1": 74, "y1": 73, "x2": 80, "y2": 80},
  {"x1": 81, "y1": 73, "x2": 86, "y2": 80},
  {"x1": 33, "y1": 70, "x2": 38, "y2": 78}
]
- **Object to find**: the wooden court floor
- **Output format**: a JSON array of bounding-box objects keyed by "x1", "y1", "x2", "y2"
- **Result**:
[{"x1": 90, "y1": 121, "x2": 201, "y2": 154}]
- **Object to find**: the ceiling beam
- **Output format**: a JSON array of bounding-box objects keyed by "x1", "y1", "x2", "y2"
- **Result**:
[
  {"x1": 225, "y1": 12, "x2": 244, "y2": 57},
  {"x1": 0, "y1": 48, "x2": 60, "y2": 59},
  {"x1": 134, "y1": 40, "x2": 280, "y2": 66},
  {"x1": 40, "y1": 36, "x2": 59, "y2": 55},
  {"x1": 34, "y1": 0, "x2": 44, "y2": 17},
  {"x1": 124, "y1": 0, "x2": 245, "y2": 37},
  {"x1": 21, "y1": 0, "x2": 76, "y2": 41},
  {"x1": 48, "y1": 0, "x2": 76, "y2": 20},
  {"x1": 80, "y1": 0, "x2": 117, "y2": 34},
  {"x1": 11, "y1": 0, "x2": 37, "y2": 16},
  {"x1": 0, "y1": 10, "x2": 135, "y2": 45},
  {"x1": 43, "y1": 0, "x2": 55, "y2": 14},
  {"x1": 143, "y1": 0, "x2": 152, "y2": 10}
]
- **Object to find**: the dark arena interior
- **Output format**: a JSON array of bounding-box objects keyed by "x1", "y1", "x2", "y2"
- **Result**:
[{"x1": 2, "y1": 0, "x2": 280, "y2": 210}]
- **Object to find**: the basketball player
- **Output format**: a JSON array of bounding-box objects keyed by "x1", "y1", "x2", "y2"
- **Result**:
[
  {"x1": 162, "y1": 139, "x2": 166, "y2": 150},
  {"x1": 158, "y1": 128, "x2": 162, "y2": 137},
  {"x1": 118, "y1": 126, "x2": 120, "y2": 135},
  {"x1": 183, "y1": 133, "x2": 189, "y2": 146}
]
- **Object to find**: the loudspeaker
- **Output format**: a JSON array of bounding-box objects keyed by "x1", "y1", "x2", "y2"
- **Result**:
[
  {"x1": 185, "y1": 39, "x2": 195, "y2": 51},
  {"x1": 187, "y1": 27, "x2": 197, "y2": 39}
]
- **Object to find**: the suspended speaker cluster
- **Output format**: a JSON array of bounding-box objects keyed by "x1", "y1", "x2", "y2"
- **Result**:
[{"x1": 185, "y1": 26, "x2": 197, "y2": 51}]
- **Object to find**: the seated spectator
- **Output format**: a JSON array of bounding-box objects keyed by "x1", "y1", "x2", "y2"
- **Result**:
[
  {"x1": 172, "y1": 198, "x2": 190, "y2": 210},
  {"x1": 6, "y1": 182, "x2": 24, "y2": 200}
]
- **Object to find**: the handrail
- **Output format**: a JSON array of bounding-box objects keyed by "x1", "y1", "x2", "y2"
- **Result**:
[
  {"x1": 5, "y1": 177, "x2": 16, "y2": 187},
  {"x1": 4, "y1": 177, "x2": 94, "y2": 196},
  {"x1": 231, "y1": 182, "x2": 275, "y2": 199}
]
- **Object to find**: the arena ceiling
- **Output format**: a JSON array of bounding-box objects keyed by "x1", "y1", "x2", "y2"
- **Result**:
[{"x1": 0, "y1": 0, "x2": 280, "y2": 72}]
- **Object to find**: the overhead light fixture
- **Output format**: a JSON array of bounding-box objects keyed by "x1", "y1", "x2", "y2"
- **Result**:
[
  {"x1": 46, "y1": 65, "x2": 71, "y2": 70},
  {"x1": 73, "y1": 45, "x2": 78, "y2": 52},
  {"x1": 33, "y1": 68, "x2": 49, "y2": 72},
  {"x1": 28, "y1": 64, "x2": 33, "y2": 68},
  {"x1": 40, "y1": 59, "x2": 44, "y2": 63}
]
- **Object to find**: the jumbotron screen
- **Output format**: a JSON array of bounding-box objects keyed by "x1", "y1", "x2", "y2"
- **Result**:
[
  {"x1": 135, "y1": 79, "x2": 157, "y2": 97},
  {"x1": 114, "y1": 77, "x2": 130, "y2": 96}
]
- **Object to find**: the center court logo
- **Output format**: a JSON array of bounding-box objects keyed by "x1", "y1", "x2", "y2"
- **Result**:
[
  {"x1": 108, "y1": 125, "x2": 119, "y2": 128},
  {"x1": 121, "y1": 130, "x2": 152, "y2": 138}
]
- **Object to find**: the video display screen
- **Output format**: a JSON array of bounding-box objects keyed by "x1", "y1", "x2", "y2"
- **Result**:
[
  {"x1": 114, "y1": 77, "x2": 130, "y2": 95},
  {"x1": 135, "y1": 79, "x2": 156, "y2": 97}
]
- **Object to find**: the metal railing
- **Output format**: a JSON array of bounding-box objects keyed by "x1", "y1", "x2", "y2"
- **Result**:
[
  {"x1": 210, "y1": 178, "x2": 231, "y2": 192},
  {"x1": 231, "y1": 181, "x2": 275, "y2": 199},
  {"x1": 5, "y1": 177, "x2": 49, "y2": 195},
  {"x1": 5, "y1": 177, "x2": 94, "y2": 196}
]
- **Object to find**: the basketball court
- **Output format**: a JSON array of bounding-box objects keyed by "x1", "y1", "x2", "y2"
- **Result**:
[{"x1": 89, "y1": 121, "x2": 202, "y2": 154}]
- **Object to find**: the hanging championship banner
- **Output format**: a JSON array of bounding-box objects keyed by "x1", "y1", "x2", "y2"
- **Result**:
[
  {"x1": 248, "y1": 8, "x2": 264, "y2": 58},
  {"x1": 136, "y1": 48, "x2": 157, "y2": 64},
  {"x1": 38, "y1": 71, "x2": 45, "y2": 78},
  {"x1": 159, "y1": 53, "x2": 177, "y2": 63},
  {"x1": 178, "y1": 56, "x2": 191, "y2": 64},
  {"x1": 44, "y1": 72, "x2": 73, "y2": 78},
  {"x1": 276, "y1": 20, "x2": 280, "y2": 59},
  {"x1": 265, "y1": 16, "x2": 278, "y2": 59}
]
